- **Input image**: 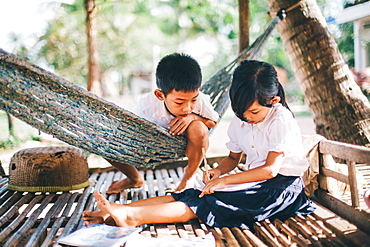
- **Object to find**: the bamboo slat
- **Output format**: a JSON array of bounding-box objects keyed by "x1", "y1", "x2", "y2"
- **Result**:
[
  {"x1": 24, "y1": 193, "x2": 71, "y2": 247},
  {"x1": 0, "y1": 195, "x2": 43, "y2": 242},
  {"x1": 0, "y1": 192, "x2": 23, "y2": 215},
  {"x1": 254, "y1": 222, "x2": 282, "y2": 247},
  {"x1": 0, "y1": 192, "x2": 32, "y2": 228},
  {"x1": 273, "y1": 219, "x2": 308, "y2": 247},
  {"x1": 145, "y1": 170, "x2": 156, "y2": 198},
  {"x1": 154, "y1": 169, "x2": 165, "y2": 196},
  {"x1": 260, "y1": 219, "x2": 292, "y2": 247},
  {"x1": 229, "y1": 227, "x2": 254, "y2": 247},
  {"x1": 190, "y1": 218, "x2": 206, "y2": 237},
  {"x1": 4, "y1": 194, "x2": 54, "y2": 247},
  {"x1": 220, "y1": 227, "x2": 240, "y2": 247},
  {"x1": 207, "y1": 227, "x2": 226, "y2": 247},
  {"x1": 40, "y1": 192, "x2": 79, "y2": 247},
  {"x1": 174, "y1": 222, "x2": 190, "y2": 238}
]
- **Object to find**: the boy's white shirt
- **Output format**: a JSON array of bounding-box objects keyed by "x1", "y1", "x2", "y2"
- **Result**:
[
  {"x1": 212, "y1": 103, "x2": 309, "y2": 192},
  {"x1": 133, "y1": 91, "x2": 219, "y2": 128}
]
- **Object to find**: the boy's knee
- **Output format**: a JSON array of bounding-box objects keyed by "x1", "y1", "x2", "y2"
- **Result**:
[{"x1": 186, "y1": 121, "x2": 208, "y2": 140}]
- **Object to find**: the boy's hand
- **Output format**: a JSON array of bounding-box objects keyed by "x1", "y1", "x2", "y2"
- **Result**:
[
  {"x1": 199, "y1": 176, "x2": 227, "y2": 198},
  {"x1": 168, "y1": 114, "x2": 196, "y2": 135}
]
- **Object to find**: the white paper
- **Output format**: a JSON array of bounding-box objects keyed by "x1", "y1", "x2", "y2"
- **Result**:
[
  {"x1": 125, "y1": 232, "x2": 216, "y2": 247},
  {"x1": 57, "y1": 224, "x2": 142, "y2": 247}
]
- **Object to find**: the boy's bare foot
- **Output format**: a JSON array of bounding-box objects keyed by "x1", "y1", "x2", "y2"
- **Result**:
[
  {"x1": 82, "y1": 210, "x2": 109, "y2": 226},
  {"x1": 106, "y1": 177, "x2": 144, "y2": 194},
  {"x1": 94, "y1": 191, "x2": 137, "y2": 227}
]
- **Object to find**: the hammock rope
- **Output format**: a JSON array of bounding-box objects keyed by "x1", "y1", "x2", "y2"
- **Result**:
[{"x1": 0, "y1": 13, "x2": 283, "y2": 168}]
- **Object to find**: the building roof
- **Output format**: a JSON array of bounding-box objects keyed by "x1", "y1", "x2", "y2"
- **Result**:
[{"x1": 336, "y1": 1, "x2": 370, "y2": 24}]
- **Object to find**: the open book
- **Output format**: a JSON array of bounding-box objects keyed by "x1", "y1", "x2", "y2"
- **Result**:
[{"x1": 57, "y1": 224, "x2": 142, "y2": 247}]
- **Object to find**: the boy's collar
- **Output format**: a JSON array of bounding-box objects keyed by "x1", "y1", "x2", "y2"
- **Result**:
[{"x1": 163, "y1": 101, "x2": 177, "y2": 117}]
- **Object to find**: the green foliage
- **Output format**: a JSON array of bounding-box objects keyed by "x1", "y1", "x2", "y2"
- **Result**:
[
  {"x1": 10, "y1": 0, "x2": 295, "y2": 97},
  {"x1": 0, "y1": 136, "x2": 41, "y2": 150},
  {"x1": 336, "y1": 22, "x2": 355, "y2": 67}
]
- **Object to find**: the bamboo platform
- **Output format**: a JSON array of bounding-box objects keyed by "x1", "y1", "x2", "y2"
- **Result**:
[{"x1": 1, "y1": 139, "x2": 370, "y2": 246}]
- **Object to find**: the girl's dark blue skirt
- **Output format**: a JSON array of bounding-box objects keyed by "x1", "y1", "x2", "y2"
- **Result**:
[{"x1": 172, "y1": 174, "x2": 314, "y2": 230}]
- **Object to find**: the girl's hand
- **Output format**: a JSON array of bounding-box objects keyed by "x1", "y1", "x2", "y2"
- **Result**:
[
  {"x1": 203, "y1": 168, "x2": 221, "y2": 184},
  {"x1": 199, "y1": 176, "x2": 227, "y2": 198}
]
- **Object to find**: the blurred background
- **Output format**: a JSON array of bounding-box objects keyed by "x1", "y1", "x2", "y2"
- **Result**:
[{"x1": 0, "y1": 0, "x2": 359, "y2": 168}]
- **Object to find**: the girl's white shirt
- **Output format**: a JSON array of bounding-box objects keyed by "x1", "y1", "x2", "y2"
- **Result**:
[
  {"x1": 133, "y1": 91, "x2": 219, "y2": 128},
  {"x1": 226, "y1": 103, "x2": 308, "y2": 176},
  {"x1": 211, "y1": 103, "x2": 309, "y2": 192}
]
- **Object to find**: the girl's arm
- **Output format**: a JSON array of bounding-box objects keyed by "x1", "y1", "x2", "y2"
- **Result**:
[
  {"x1": 214, "y1": 151, "x2": 243, "y2": 175},
  {"x1": 203, "y1": 151, "x2": 243, "y2": 183},
  {"x1": 200, "y1": 151, "x2": 284, "y2": 197}
]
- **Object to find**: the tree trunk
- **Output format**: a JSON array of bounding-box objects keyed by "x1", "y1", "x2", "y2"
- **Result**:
[
  {"x1": 85, "y1": 0, "x2": 101, "y2": 96},
  {"x1": 238, "y1": 0, "x2": 250, "y2": 53},
  {"x1": 266, "y1": 0, "x2": 370, "y2": 147},
  {"x1": 6, "y1": 112, "x2": 14, "y2": 137}
]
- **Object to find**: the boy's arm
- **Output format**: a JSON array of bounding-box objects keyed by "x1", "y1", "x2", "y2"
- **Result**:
[
  {"x1": 168, "y1": 113, "x2": 217, "y2": 135},
  {"x1": 189, "y1": 113, "x2": 217, "y2": 128}
]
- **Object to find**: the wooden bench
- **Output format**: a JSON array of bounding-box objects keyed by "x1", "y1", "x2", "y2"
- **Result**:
[{"x1": 0, "y1": 139, "x2": 369, "y2": 246}]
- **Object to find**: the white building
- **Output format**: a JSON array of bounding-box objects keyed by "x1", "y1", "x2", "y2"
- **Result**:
[{"x1": 336, "y1": 1, "x2": 370, "y2": 70}]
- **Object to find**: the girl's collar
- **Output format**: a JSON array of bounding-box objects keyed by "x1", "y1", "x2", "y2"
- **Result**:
[{"x1": 239, "y1": 103, "x2": 281, "y2": 128}]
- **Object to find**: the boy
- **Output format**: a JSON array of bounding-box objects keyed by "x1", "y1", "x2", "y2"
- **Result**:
[{"x1": 106, "y1": 53, "x2": 219, "y2": 193}]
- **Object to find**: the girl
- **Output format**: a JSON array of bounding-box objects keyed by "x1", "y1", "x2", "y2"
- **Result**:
[{"x1": 82, "y1": 60, "x2": 314, "y2": 230}]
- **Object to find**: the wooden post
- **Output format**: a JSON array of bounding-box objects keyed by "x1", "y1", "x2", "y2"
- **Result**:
[
  {"x1": 238, "y1": 0, "x2": 250, "y2": 54},
  {"x1": 347, "y1": 161, "x2": 360, "y2": 207}
]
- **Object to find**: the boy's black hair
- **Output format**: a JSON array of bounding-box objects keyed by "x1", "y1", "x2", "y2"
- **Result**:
[
  {"x1": 156, "y1": 53, "x2": 202, "y2": 95},
  {"x1": 230, "y1": 60, "x2": 291, "y2": 122}
]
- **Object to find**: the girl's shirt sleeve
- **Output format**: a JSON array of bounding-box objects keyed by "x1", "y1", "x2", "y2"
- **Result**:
[
  {"x1": 267, "y1": 110, "x2": 309, "y2": 176},
  {"x1": 225, "y1": 116, "x2": 244, "y2": 153}
]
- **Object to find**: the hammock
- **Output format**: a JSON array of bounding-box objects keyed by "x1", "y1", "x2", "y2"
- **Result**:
[{"x1": 0, "y1": 14, "x2": 283, "y2": 168}]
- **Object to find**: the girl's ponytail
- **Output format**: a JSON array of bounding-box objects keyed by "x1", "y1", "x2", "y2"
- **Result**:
[{"x1": 277, "y1": 82, "x2": 293, "y2": 114}]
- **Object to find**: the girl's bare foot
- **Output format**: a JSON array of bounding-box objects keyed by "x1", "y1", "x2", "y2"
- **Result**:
[
  {"x1": 94, "y1": 191, "x2": 137, "y2": 227},
  {"x1": 106, "y1": 178, "x2": 144, "y2": 194},
  {"x1": 82, "y1": 210, "x2": 109, "y2": 226}
]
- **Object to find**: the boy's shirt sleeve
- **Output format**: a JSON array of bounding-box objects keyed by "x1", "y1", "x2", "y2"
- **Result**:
[
  {"x1": 132, "y1": 93, "x2": 173, "y2": 128},
  {"x1": 193, "y1": 92, "x2": 220, "y2": 122},
  {"x1": 132, "y1": 93, "x2": 150, "y2": 119}
]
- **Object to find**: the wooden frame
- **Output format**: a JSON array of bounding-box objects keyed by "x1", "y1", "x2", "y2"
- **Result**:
[{"x1": 315, "y1": 139, "x2": 370, "y2": 233}]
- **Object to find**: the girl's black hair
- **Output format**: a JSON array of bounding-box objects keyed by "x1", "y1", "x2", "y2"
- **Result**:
[
  {"x1": 229, "y1": 60, "x2": 291, "y2": 122},
  {"x1": 156, "y1": 53, "x2": 202, "y2": 95}
]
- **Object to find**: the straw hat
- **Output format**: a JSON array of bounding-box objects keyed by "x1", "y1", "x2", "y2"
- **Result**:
[{"x1": 8, "y1": 146, "x2": 90, "y2": 192}]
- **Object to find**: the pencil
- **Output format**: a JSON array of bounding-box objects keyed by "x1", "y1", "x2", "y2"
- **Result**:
[{"x1": 202, "y1": 147, "x2": 209, "y2": 180}]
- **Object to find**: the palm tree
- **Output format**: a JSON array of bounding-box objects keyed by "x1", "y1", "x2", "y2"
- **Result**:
[{"x1": 267, "y1": 0, "x2": 370, "y2": 146}]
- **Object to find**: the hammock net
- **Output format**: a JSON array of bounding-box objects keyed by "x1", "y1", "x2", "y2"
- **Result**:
[{"x1": 0, "y1": 14, "x2": 283, "y2": 168}]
